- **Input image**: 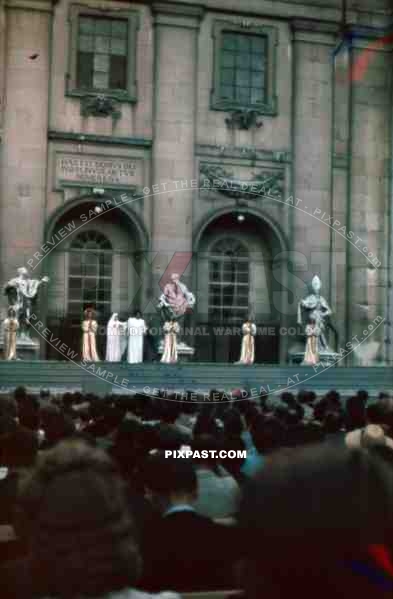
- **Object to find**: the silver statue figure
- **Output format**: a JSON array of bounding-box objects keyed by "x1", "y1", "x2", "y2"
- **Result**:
[
  {"x1": 4, "y1": 267, "x2": 49, "y2": 337},
  {"x1": 297, "y1": 275, "x2": 332, "y2": 352}
]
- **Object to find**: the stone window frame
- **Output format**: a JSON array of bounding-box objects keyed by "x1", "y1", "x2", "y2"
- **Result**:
[
  {"x1": 208, "y1": 237, "x2": 250, "y2": 324},
  {"x1": 67, "y1": 4, "x2": 140, "y2": 103},
  {"x1": 211, "y1": 20, "x2": 278, "y2": 115},
  {"x1": 67, "y1": 230, "x2": 113, "y2": 319}
]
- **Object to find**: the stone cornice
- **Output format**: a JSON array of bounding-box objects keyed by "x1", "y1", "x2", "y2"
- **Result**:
[
  {"x1": 5, "y1": 0, "x2": 53, "y2": 11},
  {"x1": 48, "y1": 130, "x2": 152, "y2": 148},
  {"x1": 151, "y1": 2, "x2": 204, "y2": 18},
  {"x1": 291, "y1": 18, "x2": 340, "y2": 45},
  {"x1": 291, "y1": 18, "x2": 341, "y2": 35},
  {"x1": 151, "y1": 1, "x2": 204, "y2": 28}
]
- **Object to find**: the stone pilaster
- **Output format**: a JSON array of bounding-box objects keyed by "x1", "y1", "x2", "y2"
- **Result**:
[
  {"x1": 150, "y1": 2, "x2": 204, "y2": 299},
  {"x1": 347, "y1": 28, "x2": 392, "y2": 365},
  {"x1": 331, "y1": 43, "x2": 351, "y2": 360},
  {"x1": 0, "y1": 0, "x2": 51, "y2": 285},
  {"x1": 290, "y1": 19, "x2": 338, "y2": 344}
]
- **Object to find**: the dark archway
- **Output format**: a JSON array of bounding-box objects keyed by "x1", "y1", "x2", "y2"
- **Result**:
[
  {"x1": 193, "y1": 207, "x2": 289, "y2": 364},
  {"x1": 43, "y1": 196, "x2": 149, "y2": 360}
]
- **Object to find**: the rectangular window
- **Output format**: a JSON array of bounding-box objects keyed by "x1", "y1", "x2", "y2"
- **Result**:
[
  {"x1": 211, "y1": 20, "x2": 278, "y2": 114},
  {"x1": 68, "y1": 5, "x2": 139, "y2": 102},
  {"x1": 219, "y1": 32, "x2": 267, "y2": 106},
  {"x1": 77, "y1": 16, "x2": 128, "y2": 91}
]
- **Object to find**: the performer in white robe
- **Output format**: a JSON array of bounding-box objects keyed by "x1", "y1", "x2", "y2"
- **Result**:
[
  {"x1": 127, "y1": 311, "x2": 147, "y2": 364},
  {"x1": 105, "y1": 313, "x2": 127, "y2": 362},
  {"x1": 237, "y1": 319, "x2": 257, "y2": 365}
]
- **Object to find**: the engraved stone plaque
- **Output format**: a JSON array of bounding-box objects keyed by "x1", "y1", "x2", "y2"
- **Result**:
[{"x1": 55, "y1": 154, "x2": 143, "y2": 189}]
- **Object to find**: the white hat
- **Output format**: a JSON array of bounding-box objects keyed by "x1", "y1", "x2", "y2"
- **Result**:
[{"x1": 345, "y1": 424, "x2": 393, "y2": 450}]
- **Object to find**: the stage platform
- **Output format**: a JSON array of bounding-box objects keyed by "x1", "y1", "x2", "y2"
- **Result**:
[{"x1": 0, "y1": 361, "x2": 391, "y2": 399}]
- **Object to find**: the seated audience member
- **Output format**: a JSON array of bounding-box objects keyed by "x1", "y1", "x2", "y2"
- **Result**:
[
  {"x1": 156, "y1": 402, "x2": 192, "y2": 445},
  {"x1": 161, "y1": 393, "x2": 192, "y2": 442},
  {"x1": 314, "y1": 390, "x2": 341, "y2": 421},
  {"x1": 141, "y1": 454, "x2": 242, "y2": 592},
  {"x1": 0, "y1": 427, "x2": 38, "y2": 563},
  {"x1": 345, "y1": 423, "x2": 393, "y2": 452},
  {"x1": 366, "y1": 397, "x2": 393, "y2": 438},
  {"x1": 0, "y1": 397, "x2": 18, "y2": 434},
  {"x1": 1, "y1": 427, "x2": 38, "y2": 471},
  {"x1": 10, "y1": 440, "x2": 179, "y2": 599},
  {"x1": 191, "y1": 435, "x2": 240, "y2": 519},
  {"x1": 17, "y1": 394, "x2": 40, "y2": 432},
  {"x1": 323, "y1": 410, "x2": 345, "y2": 442},
  {"x1": 344, "y1": 394, "x2": 367, "y2": 432},
  {"x1": 39, "y1": 404, "x2": 75, "y2": 449},
  {"x1": 241, "y1": 415, "x2": 285, "y2": 478},
  {"x1": 239, "y1": 442, "x2": 393, "y2": 599},
  {"x1": 193, "y1": 404, "x2": 222, "y2": 438},
  {"x1": 222, "y1": 409, "x2": 247, "y2": 481}
]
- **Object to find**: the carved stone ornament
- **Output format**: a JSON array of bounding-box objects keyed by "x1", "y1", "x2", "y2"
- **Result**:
[
  {"x1": 80, "y1": 95, "x2": 121, "y2": 119},
  {"x1": 200, "y1": 163, "x2": 284, "y2": 199},
  {"x1": 225, "y1": 108, "x2": 263, "y2": 130}
]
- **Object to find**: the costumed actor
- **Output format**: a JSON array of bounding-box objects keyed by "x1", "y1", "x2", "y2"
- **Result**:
[
  {"x1": 237, "y1": 318, "x2": 257, "y2": 364},
  {"x1": 127, "y1": 310, "x2": 147, "y2": 364},
  {"x1": 302, "y1": 317, "x2": 320, "y2": 365},
  {"x1": 3, "y1": 307, "x2": 19, "y2": 360},
  {"x1": 105, "y1": 313, "x2": 127, "y2": 362},
  {"x1": 81, "y1": 308, "x2": 100, "y2": 362},
  {"x1": 161, "y1": 319, "x2": 180, "y2": 364}
]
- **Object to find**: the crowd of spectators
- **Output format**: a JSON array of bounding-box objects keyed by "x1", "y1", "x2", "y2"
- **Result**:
[{"x1": 0, "y1": 385, "x2": 393, "y2": 598}]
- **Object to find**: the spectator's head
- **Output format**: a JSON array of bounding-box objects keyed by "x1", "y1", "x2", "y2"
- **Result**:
[
  {"x1": 357, "y1": 389, "x2": 369, "y2": 403},
  {"x1": 243, "y1": 403, "x2": 261, "y2": 431},
  {"x1": 223, "y1": 409, "x2": 243, "y2": 438},
  {"x1": 251, "y1": 415, "x2": 285, "y2": 455},
  {"x1": 325, "y1": 390, "x2": 341, "y2": 408},
  {"x1": 159, "y1": 401, "x2": 180, "y2": 424},
  {"x1": 345, "y1": 424, "x2": 393, "y2": 451},
  {"x1": 297, "y1": 390, "x2": 316, "y2": 405},
  {"x1": 0, "y1": 413, "x2": 17, "y2": 435},
  {"x1": 191, "y1": 434, "x2": 220, "y2": 469},
  {"x1": 14, "y1": 386, "x2": 27, "y2": 402},
  {"x1": 366, "y1": 398, "x2": 393, "y2": 434},
  {"x1": 193, "y1": 407, "x2": 220, "y2": 438},
  {"x1": 0, "y1": 427, "x2": 38, "y2": 468},
  {"x1": 144, "y1": 453, "x2": 197, "y2": 512},
  {"x1": 239, "y1": 443, "x2": 393, "y2": 599},
  {"x1": 40, "y1": 405, "x2": 75, "y2": 446},
  {"x1": 20, "y1": 440, "x2": 141, "y2": 598},
  {"x1": 0, "y1": 396, "x2": 17, "y2": 420},
  {"x1": 324, "y1": 410, "x2": 344, "y2": 435},
  {"x1": 18, "y1": 394, "x2": 40, "y2": 430},
  {"x1": 280, "y1": 392, "x2": 296, "y2": 407},
  {"x1": 345, "y1": 395, "x2": 366, "y2": 431}
]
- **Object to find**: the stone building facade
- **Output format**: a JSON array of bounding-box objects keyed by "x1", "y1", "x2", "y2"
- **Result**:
[{"x1": 0, "y1": 0, "x2": 392, "y2": 364}]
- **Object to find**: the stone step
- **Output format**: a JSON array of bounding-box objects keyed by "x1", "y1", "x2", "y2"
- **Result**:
[{"x1": 0, "y1": 362, "x2": 391, "y2": 398}]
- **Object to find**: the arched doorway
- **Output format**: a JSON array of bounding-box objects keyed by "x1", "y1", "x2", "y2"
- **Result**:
[
  {"x1": 44, "y1": 197, "x2": 148, "y2": 359},
  {"x1": 193, "y1": 209, "x2": 288, "y2": 363}
]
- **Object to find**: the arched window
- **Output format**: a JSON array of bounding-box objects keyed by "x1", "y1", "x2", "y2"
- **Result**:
[
  {"x1": 68, "y1": 230, "x2": 112, "y2": 319},
  {"x1": 208, "y1": 238, "x2": 249, "y2": 322}
]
